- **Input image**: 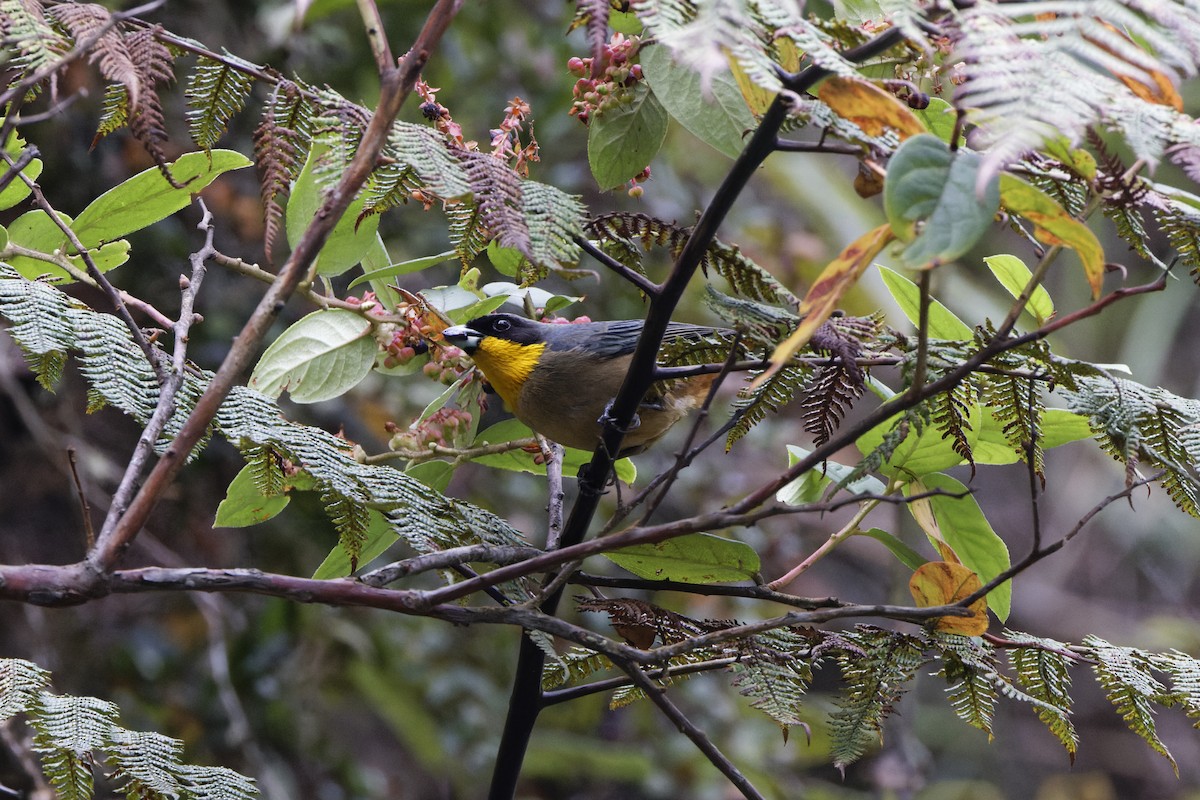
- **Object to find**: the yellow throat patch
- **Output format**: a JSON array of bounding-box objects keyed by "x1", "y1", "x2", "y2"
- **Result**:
[{"x1": 469, "y1": 337, "x2": 546, "y2": 411}]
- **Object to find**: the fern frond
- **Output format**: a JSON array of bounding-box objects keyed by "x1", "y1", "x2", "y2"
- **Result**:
[
  {"x1": 1, "y1": 0, "x2": 68, "y2": 77},
  {"x1": 106, "y1": 727, "x2": 185, "y2": 798},
  {"x1": 800, "y1": 363, "x2": 863, "y2": 447},
  {"x1": 177, "y1": 764, "x2": 260, "y2": 800},
  {"x1": 1061, "y1": 373, "x2": 1200, "y2": 516},
  {"x1": 1084, "y1": 635, "x2": 1177, "y2": 773},
  {"x1": 518, "y1": 180, "x2": 585, "y2": 278},
  {"x1": 123, "y1": 25, "x2": 177, "y2": 186},
  {"x1": 323, "y1": 492, "x2": 371, "y2": 572},
  {"x1": 0, "y1": 657, "x2": 50, "y2": 721},
  {"x1": 254, "y1": 80, "x2": 313, "y2": 263},
  {"x1": 828, "y1": 626, "x2": 927, "y2": 769},
  {"x1": 1004, "y1": 630, "x2": 1079, "y2": 758},
  {"x1": 186, "y1": 53, "x2": 256, "y2": 151},
  {"x1": 31, "y1": 693, "x2": 119, "y2": 800},
  {"x1": 932, "y1": 634, "x2": 997, "y2": 737},
  {"x1": 446, "y1": 200, "x2": 490, "y2": 268},
  {"x1": 571, "y1": 0, "x2": 612, "y2": 68},
  {"x1": 542, "y1": 647, "x2": 614, "y2": 690},
  {"x1": 953, "y1": 0, "x2": 1200, "y2": 179},
  {"x1": 730, "y1": 628, "x2": 814, "y2": 734},
  {"x1": 981, "y1": 371, "x2": 1043, "y2": 474},
  {"x1": 0, "y1": 270, "x2": 77, "y2": 391},
  {"x1": 1154, "y1": 650, "x2": 1200, "y2": 727},
  {"x1": 92, "y1": 82, "x2": 130, "y2": 145},
  {"x1": 458, "y1": 149, "x2": 530, "y2": 259},
  {"x1": 728, "y1": 364, "x2": 809, "y2": 448}
]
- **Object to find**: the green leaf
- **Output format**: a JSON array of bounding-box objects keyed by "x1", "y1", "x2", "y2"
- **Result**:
[
  {"x1": 213, "y1": 464, "x2": 291, "y2": 527},
  {"x1": 0, "y1": 131, "x2": 43, "y2": 211},
  {"x1": 860, "y1": 527, "x2": 929, "y2": 571},
  {"x1": 312, "y1": 508, "x2": 396, "y2": 579},
  {"x1": 348, "y1": 249, "x2": 458, "y2": 289},
  {"x1": 249, "y1": 309, "x2": 377, "y2": 402},
  {"x1": 286, "y1": 143, "x2": 381, "y2": 276},
  {"x1": 884, "y1": 133, "x2": 999, "y2": 267},
  {"x1": 4, "y1": 210, "x2": 130, "y2": 281},
  {"x1": 877, "y1": 266, "x2": 973, "y2": 340},
  {"x1": 71, "y1": 150, "x2": 251, "y2": 249},
  {"x1": 906, "y1": 473, "x2": 1011, "y2": 620},
  {"x1": 639, "y1": 43, "x2": 757, "y2": 160},
  {"x1": 975, "y1": 408, "x2": 1094, "y2": 465},
  {"x1": 605, "y1": 532, "x2": 760, "y2": 584},
  {"x1": 912, "y1": 97, "x2": 959, "y2": 144},
  {"x1": 470, "y1": 419, "x2": 636, "y2": 483},
  {"x1": 486, "y1": 240, "x2": 525, "y2": 277},
  {"x1": 587, "y1": 80, "x2": 668, "y2": 190},
  {"x1": 984, "y1": 254, "x2": 1055, "y2": 325},
  {"x1": 857, "y1": 404, "x2": 982, "y2": 478},
  {"x1": 776, "y1": 445, "x2": 887, "y2": 505}
]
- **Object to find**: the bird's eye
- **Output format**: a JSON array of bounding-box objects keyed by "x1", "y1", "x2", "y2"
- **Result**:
[{"x1": 493, "y1": 318, "x2": 512, "y2": 332}]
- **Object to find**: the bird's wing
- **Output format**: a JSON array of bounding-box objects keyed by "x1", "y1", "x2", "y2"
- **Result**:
[{"x1": 545, "y1": 320, "x2": 728, "y2": 359}]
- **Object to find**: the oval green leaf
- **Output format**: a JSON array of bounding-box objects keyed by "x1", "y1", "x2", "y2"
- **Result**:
[
  {"x1": 213, "y1": 464, "x2": 292, "y2": 528},
  {"x1": 249, "y1": 308, "x2": 377, "y2": 402},
  {"x1": 587, "y1": 80, "x2": 668, "y2": 190},
  {"x1": 984, "y1": 253, "x2": 1055, "y2": 325},
  {"x1": 639, "y1": 43, "x2": 757, "y2": 160},
  {"x1": 348, "y1": 249, "x2": 458, "y2": 289},
  {"x1": 286, "y1": 143, "x2": 381, "y2": 276},
  {"x1": 0, "y1": 131, "x2": 42, "y2": 211},
  {"x1": 877, "y1": 265, "x2": 974, "y2": 340},
  {"x1": 884, "y1": 133, "x2": 999, "y2": 267},
  {"x1": 605, "y1": 532, "x2": 760, "y2": 584},
  {"x1": 72, "y1": 149, "x2": 251, "y2": 249}
]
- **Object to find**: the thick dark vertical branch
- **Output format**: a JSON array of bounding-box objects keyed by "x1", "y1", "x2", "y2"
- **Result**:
[{"x1": 487, "y1": 25, "x2": 908, "y2": 800}]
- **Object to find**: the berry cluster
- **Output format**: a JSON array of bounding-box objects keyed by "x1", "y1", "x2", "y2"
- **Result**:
[
  {"x1": 567, "y1": 33, "x2": 643, "y2": 127},
  {"x1": 387, "y1": 407, "x2": 474, "y2": 454}
]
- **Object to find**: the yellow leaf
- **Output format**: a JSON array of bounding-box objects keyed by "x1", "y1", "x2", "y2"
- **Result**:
[
  {"x1": 908, "y1": 561, "x2": 989, "y2": 635},
  {"x1": 905, "y1": 486, "x2": 961, "y2": 564},
  {"x1": 753, "y1": 224, "x2": 893, "y2": 388},
  {"x1": 818, "y1": 76, "x2": 925, "y2": 140},
  {"x1": 727, "y1": 49, "x2": 776, "y2": 116},
  {"x1": 999, "y1": 174, "x2": 1105, "y2": 299}
]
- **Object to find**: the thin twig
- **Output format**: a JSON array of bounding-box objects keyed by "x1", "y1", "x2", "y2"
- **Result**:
[
  {"x1": 544, "y1": 440, "x2": 565, "y2": 550},
  {"x1": 618, "y1": 661, "x2": 767, "y2": 800},
  {"x1": 356, "y1": 0, "x2": 394, "y2": 72},
  {"x1": 957, "y1": 471, "x2": 1164, "y2": 608},
  {"x1": 360, "y1": 545, "x2": 544, "y2": 587},
  {"x1": 94, "y1": 201, "x2": 217, "y2": 547},
  {"x1": 568, "y1": 573, "x2": 841, "y2": 610},
  {"x1": 66, "y1": 448, "x2": 95, "y2": 548},
  {"x1": 541, "y1": 657, "x2": 740, "y2": 707},
  {"x1": 773, "y1": 138, "x2": 863, "y2": 155},
  {"x1": 359, "y1": 436, "x2": 537, "y2": 465},
  {"x1": 573, "y1": 234, "x2": 660, "y2": 296}
]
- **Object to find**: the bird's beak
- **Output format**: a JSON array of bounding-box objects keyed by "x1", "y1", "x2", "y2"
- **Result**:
[{"x1": 441, "y1": 324, "x2": 481, "y2": 352}]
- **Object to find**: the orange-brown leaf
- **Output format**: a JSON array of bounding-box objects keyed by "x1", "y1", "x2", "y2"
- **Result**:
[
  {"x1": 753, "y1": 224, "x2": 893, "y2": 388},
  {"x1": 818, "y1": 76, "x2": 925, "y2": 140},
  {"x1": 908, "y1": 561, "x2": 988, "y2": 635}
]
